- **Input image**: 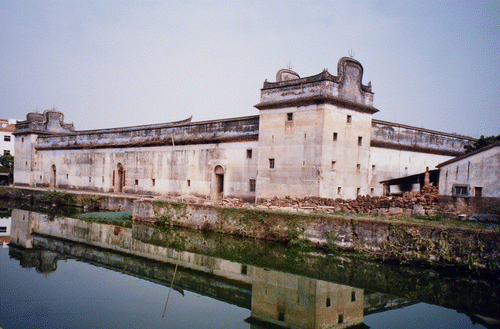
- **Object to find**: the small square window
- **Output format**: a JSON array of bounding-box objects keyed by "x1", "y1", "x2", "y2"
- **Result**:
[
  {"x1": 347, "y1": 115, "x2": 352, "y2": 123},
  {"x1": 278, "y1": 312, "x2": 285, "y2": 321},
  {"x1": 3, "y1": 150, "x2": 10, "y2": 155},
  {"x1": 246, "y1": 149, "x2": 252, "y2": 159},
  {"x1": 4, "y1": 136, "x2": 11, "y2": 142},
  {"x1": 337, "y1": 187, "x2": 342, "y2": 195},
  {"x1": 370, "y1": 188, "x2": 374, "y2": 195},
  {"x1": 187, "y1": 179, "x2": 191, "y2": 187},
  {"x1": 338, "y1": 314, "x2": 344, "y2": 324},
  {"x1": 358, "y1": 136, "x2": 363, "y2": 146},
  {"x1": 135, "y1": 179, "x2": 139, "y2": 186},
  {"x1": 241, "y1": 265, "x2": 247, "y2": 275},
  {"x1": 249, "y1": 179, "x2": 256, "y2": 192},
  {"x1": 356, "y1": 164, "x2": 361, "y2": 171},
  {"x1": 333, "y1": 132, "x2": 338, "y2": 141},
  {"x1": 326, "y1": 297, "x2": 331, "y2": 307},
  {"x1": 269, "y1": 158, "x2": 275, "y2": 169},
  {"x1": 372, "y1": 165, "x2": 376, "y2": 172},
  {"x1": 0, "y1": 227, "x2": 6, "y2": 233},
  {"x1": 331, "y1": 161, "x2": 336, "y2": 170},
  {"x1": 453, "y1": 185, "x2": 469, "y2": 196},
  {"x1": 287, "y1": 112, "x2": 293, "y2": 121},
  {"x1": 474, "y1": 187, "x2": 482, "y2": 197}
]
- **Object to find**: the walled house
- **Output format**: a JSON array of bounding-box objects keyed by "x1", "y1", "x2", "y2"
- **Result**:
[
  {"x1": 437, "y1": 142, "x2": 500, "y2": 220},
  {"x1": 14, "y1": 58, "x2": 474, "y2": 201}
]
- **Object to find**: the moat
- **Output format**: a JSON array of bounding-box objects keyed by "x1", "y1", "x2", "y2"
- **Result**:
[{"x1": 1, "y1": 201, "x2": 499, "y2": 328}]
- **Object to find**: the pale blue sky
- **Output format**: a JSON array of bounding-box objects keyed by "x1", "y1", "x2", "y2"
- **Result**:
[{"x1": 1, "y1": 1, "x2": 498, "y2": 137}]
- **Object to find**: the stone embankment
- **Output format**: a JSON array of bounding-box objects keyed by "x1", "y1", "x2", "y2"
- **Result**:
[{"x1": 1, "y1": 186, "x2": 499, "y2": 272}]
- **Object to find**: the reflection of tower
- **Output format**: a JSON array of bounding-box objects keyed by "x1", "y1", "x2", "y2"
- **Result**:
[
  {"x1": 249, "y1": 267, "x2": 364, "y2": 329},
  {"x1": 9, "y1": 209, "x2": 35, "y2": 248}
]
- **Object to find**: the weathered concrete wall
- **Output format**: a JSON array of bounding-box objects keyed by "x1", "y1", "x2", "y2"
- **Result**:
[
  {"x1": 31, "y1": 141, "x2": 258, "y2": 201},
  {"x1": 438, "y1": 144, "x2": 500, "y2": 198},
  {"x1": 371, "y1": 119, "x2": 472, "y2": 156},
  {"x1": 34, "y1": 115, "x2": 259, "y2": 150},
  {"x1": 369, "y1": 147, "x2": 452, "y2": 195},
  {"x1": 14, "y1": 114, "x2": 259, "y2": 202}
]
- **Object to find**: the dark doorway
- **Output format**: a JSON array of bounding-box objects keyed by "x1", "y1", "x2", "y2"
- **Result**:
[
  {"x1": 214, "y1": 165, "x2": 224, "y2": 199},
  {"x1": 51, "y1": 165, "x2": 56, "y2": 189},
  {"x1": 117, "y1": 163, "x2": 124, "y2": 193}
]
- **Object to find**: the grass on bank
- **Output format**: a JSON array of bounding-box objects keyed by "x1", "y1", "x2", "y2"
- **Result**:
[{"x1": 76, "y1": 211, "x2": 132, "y2": 226}]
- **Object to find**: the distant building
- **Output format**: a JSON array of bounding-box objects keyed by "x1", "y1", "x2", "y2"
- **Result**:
[
  {"x1": 0, "y1": 118, "x2": 17, "y2": 156},
  {"x1": 14, "y1": 58, "x2": 475, "y2": 201}
]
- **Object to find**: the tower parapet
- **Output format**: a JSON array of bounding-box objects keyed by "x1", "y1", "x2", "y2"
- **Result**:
[
  {"x1": 255, "y1": 57, "x2": 377, "y2": 114},
  {"x1": 15, "y1": 110, "x2": 75, "y2": 135}
]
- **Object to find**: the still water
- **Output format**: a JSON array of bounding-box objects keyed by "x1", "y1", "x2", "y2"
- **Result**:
[{"x1": 1, "y1": 205, "x2": 498, "y2": 329}]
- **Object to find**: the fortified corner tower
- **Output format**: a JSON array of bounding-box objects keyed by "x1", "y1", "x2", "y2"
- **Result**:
[
  {"x1": 254, "y1": 57, "x2": 378, "y2": 200},
  {"x1": 14, "y1": 110, "x2": 74, "y2": 187}
]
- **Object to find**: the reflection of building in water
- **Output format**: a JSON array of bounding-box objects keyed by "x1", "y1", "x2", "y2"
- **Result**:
[
  {"x1": 0, "y1": 208, "x2": 12, "y2": 245},
  {"x1": 9, "y1": 247, "x2": 61, "y2": 274},
  {"x1": 7, "y1": 209, "x2": 371, "y2": 328},
  {"x1": 9, "y1": 209, "x2": 36, "y2": 248},
  {"x1": 250, "y1": 267, "x2": 364, "y2": 329}
]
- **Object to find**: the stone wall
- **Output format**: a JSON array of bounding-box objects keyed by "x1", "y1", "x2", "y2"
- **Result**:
[{"x1": 133, "y1": 198, "x2": 500, "y2": 271}]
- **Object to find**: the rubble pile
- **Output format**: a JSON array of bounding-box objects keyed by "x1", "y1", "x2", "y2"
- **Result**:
[
  {"x1": 160, "y1": 186, "x2": 442, "y2": 218},
  {"x1": 255, "y1": 186, "x2": 441, "y2": 217}
]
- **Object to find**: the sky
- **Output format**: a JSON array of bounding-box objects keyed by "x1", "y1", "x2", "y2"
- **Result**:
[{"x1": 1, "y1": 1, "x2": 499, "y2": 138}]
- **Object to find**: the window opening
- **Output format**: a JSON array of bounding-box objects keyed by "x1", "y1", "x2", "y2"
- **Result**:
[
  {"x1": 287, "y1": 112, "x2": 293, "y2": 121},
  {"x1": 347, "y1": 115, "x2": 352, "y2": 123},
  {"x1": 453, "y1": 185, "x2": 469, "y2": 196},
  {"x1": 474, "y1": 187, "x2": 482, "y2": 197},
  {"x1": 246, "y1": 149, "x2": 252, "y2": 159},
  {"x1": 269, "y1": 158, "x2": 275, "y2": 169},
  {"x1": 333, "y1": 132, "x2": 338, "y2": 141},
  {"x1": 249, "y1": 179, "x2": 256, "y2": 192},
  {"x1": 358, "y1": 136, "x2": 363, "y2": 146}
]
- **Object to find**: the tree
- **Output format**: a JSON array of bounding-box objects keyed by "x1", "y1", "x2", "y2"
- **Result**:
[
  {"x1": 0, "y1": 154, "x2": 14, "y2": 172},
  {"x1": 464, "y1": 134, "x2": 500, "y2": 154}
]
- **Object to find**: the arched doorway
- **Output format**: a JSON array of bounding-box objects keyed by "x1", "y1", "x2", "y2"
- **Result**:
[
  {"x1": 214, "y1": 165, "x2": 224, "y2": 199},
  {"x1": 50, "y1": 164, "x2": 56, "y2": 189},
  {"x1": 116, "y1": 163, "x2": 124, "y2": 193}
]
